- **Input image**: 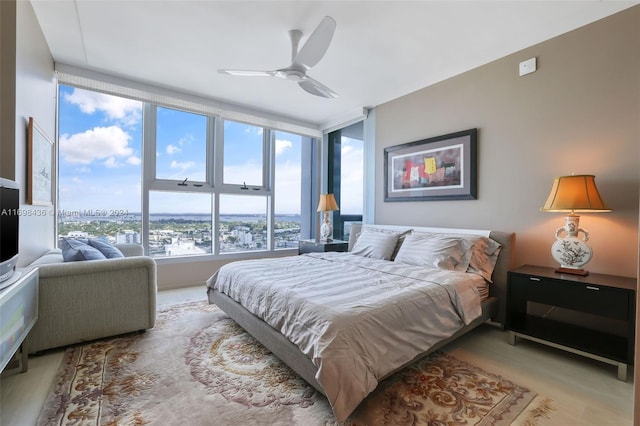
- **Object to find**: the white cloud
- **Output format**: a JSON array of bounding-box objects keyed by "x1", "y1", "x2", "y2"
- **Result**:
[
  {"x1": 64, "y1": 88, "x2": 142, "y2": 125},
  {"x1": 127, "y1": 156, "x2": 142, "y2": 166},
  {"x1": 170, "y1": 160, "x2": 196, "y2": 171},
  {"x1": 166, "y1": 144, "x2": 182, "y2": 155},
  {"x1": 104, "y1": 157, "x2": 120, "y2": 168},
  {"x1": 179, "y1": 134, "x2": 195, "y2": 146},
  {"x1": 243, "y1": 126, "x2": 263, "y2": 135},
  {"x1": 275, "y1": 139, "x2": 293, "y2": 156},
  {"x1": 60, "y1": 126, "x2": 134, "y2": 165}
]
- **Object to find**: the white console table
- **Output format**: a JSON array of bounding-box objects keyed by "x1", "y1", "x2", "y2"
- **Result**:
[{"x1": 0, "y1": 268, "x2": 38, "y2": 374}]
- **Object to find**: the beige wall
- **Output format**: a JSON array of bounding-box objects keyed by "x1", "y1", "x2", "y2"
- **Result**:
[{"x1": 375, "y1": 6, "x2": 640, "y2": 278}]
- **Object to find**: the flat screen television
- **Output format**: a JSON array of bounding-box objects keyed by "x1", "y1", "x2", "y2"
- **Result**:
[{"x1": 0, "y1": 178, "x2": 19, "y2": 287}]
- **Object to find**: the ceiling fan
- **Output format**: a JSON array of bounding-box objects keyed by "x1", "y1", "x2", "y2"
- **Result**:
[{"x1": 218, "y1": 16, "x2": 338, "y2": 98}]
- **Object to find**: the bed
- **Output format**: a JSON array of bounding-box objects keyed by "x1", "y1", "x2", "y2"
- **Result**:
[{"x1": 207, "y1": 224, "x2": 515, "y2": 422}]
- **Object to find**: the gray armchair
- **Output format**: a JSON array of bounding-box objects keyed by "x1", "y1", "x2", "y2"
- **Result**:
[{"x1": 26, "y1": 244, "x2": 157, "y2": 354}]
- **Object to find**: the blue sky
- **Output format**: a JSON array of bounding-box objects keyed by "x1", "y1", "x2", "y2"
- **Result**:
[{"x1": 57, "y1": 85, "x2": 319, "y2": 215}]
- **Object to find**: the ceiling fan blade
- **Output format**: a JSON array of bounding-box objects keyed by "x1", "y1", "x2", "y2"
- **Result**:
[
  {"x1": 293, "y1": 16, "x2": 336, "y2": 70},
  {"x1": 298, "y1": 77, "x2": 338, "y2": 98},
  {"x1": 217, "y1": 69, "x2": 276, "y2": 77}
]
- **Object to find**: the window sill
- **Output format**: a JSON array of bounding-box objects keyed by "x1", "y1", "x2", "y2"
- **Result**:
[{"x1": 153, "y1": 248, "x2": 298, "y2": 265}]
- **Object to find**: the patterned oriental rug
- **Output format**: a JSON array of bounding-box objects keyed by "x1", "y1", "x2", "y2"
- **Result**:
[{"x1": 38, "y1": 301, "x2": 553, "y2": 425}]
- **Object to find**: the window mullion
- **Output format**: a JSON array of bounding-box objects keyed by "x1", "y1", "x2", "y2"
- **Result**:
[
  {"x1": 214, "y1": 117, "x2": 224, "y2": 188},
  {"x1": 206, "y1": 116, "x2": 216, "y2": 188},
  {"x1": 266, "y1": 129, "x2": 275, "y2": 250},
  {"x1": 141, "y1": 103, "x2": 156, "y2": 255},
  {"x1": 213, "y1": 192, "x2": 220, "y2": 255},
  {"x1": 213, "y1": 117, "x2": 223, "y2": 254}
]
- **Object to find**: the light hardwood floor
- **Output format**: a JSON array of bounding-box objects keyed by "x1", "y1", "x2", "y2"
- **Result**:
[{"x1": 0, "y1": 286, "x2": 634, "y2": 425}]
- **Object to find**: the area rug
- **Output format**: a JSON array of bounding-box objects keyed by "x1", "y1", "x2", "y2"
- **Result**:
[{"x1": 37, "y1": 301, "x2": 553, "y2": 425}]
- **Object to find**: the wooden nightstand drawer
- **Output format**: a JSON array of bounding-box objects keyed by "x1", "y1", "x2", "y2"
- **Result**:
[{"x1": 510, "y1": 274, "x2": 630, "y2": 320}]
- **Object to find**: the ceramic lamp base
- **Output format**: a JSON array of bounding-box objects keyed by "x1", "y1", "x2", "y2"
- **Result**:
[
  {"x1": 320, "y1": 210, "x2": 333, "y2": 242},
  {"x1": 320, "y1": 222, "x2": 333, "y2": 242},
  {"x1": 551, "y1": 214, "x2": 592, "y2": 276}
]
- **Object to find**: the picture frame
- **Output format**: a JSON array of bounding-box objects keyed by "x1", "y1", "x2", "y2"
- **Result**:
[
  {"x1": 27, "y1": 117, "x2": 54, "y2": 205},
  {"x1": 384, "y1": 128, "x2": 477, "y2": 202}
]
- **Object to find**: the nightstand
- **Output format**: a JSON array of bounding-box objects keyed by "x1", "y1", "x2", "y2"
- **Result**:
[
  {"x1": 506, "y1": 265, "x2": 636, "y2": 381},
  {"x1": 298, "y1": 239, "x2": 348, "y2": 255}
]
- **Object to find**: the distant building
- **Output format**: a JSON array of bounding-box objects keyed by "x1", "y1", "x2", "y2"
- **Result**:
[
  {"x1": 116, "y1": 230, "x2": 141, "y2": 244},
  {"x1": 164, "y1": 238, "x2": 206, "y2": 256},
  {"x1": 231, "y1": 228, "x2": 253, "y2": 245}
]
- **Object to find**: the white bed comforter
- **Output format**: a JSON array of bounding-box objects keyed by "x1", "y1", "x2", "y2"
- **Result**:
[{"x1": 209, "y1": 252, "x2": 483, "y2": 422}]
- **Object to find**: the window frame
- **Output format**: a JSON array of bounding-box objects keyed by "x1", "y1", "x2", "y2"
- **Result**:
[
  {"x1": 142, "y1": 104, "x2": 311, "y2": 260},
  {"x1": 54, "y1": 69, "x2": 325, "y2": 263},
  {"x1": 327, "y1": 127, "x2": 364, "y2": 240}
]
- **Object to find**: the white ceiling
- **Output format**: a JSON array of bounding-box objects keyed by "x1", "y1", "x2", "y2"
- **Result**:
[{"x1": 30, "y1": 1, "x2": 638, "y2": 129}]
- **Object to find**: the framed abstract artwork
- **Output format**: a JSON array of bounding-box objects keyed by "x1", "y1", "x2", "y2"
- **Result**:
[
  {"x1": 384, "y1": 128, "x2": 477, "y2": 202},
  {"x1": 28, "y1": 117, "x2": 54, "y2": 205}
]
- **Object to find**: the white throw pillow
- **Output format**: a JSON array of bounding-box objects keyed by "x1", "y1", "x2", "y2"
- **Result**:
[
  {"x1": 409, "y1": 232, "x2": 502, "y2": 281},
  {"x1": 351, "y1": 229, "x2": 401, "y2": 260},
  {"x1": 394, "y1": 233, "x2": 470, "y2": 271}
]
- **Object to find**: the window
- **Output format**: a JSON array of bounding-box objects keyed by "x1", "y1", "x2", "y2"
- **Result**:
[
  {"x1": 340, "y1": 136, "x2": 364, "y2": 216},
  {"x1": 223, "y1": 120, "x2": 264, "y2": 187},
  {"x1": 274, "y1": 131, "x2": 302, "y2": 248},
  {"x1": 155, "y1": 107, "x2": 207, "y2": 182},
  {"x1": 57, "y1": 85, "x2": 314, "y2": 259},
  {"x1": 328, "y1": 123, "x2": 364, "y2": 240},
  {"x1": 218, "y1": 194, "x2": 267, "y2": 253},
  {"x1": 149, "y1": 191, "x2": 212, "y2": 257},
  {"x1": 57, "y1": 85, "x2": 143, "y2": 244}
]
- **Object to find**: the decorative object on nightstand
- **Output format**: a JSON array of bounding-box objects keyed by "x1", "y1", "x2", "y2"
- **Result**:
[
  {"x1": 317, "y1": 193, "x2": 339, "y2": 242},
  {"x1": 541, "y1": 174, "x2": 610, "y2": 276}
]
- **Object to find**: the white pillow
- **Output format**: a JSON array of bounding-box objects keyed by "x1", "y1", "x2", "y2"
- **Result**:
[
  {"x1": 394, "y1": 233, "x2": 470, "y2": 271},
  {"x1": 351, "y1": 229, "x2": 401, "y2": 260},
  {"x1": 357, "y1": 226, "x2": 412, "y2": 260},
  {"x1": 411, "y1": 232, "x2": 502, "y2": 281}
]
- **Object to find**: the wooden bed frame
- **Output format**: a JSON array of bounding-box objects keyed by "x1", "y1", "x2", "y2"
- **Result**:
[{"x1": 208, "y1": 225, "x2": 515, "y2": 395}]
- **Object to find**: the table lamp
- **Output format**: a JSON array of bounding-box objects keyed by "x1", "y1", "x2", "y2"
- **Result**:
[
  {"x1": 317, "y1": 194, "x2": 339, "y2": 242},
  {"x1": 541, "y1": 174, "x2": 610, "y2": 275}
]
